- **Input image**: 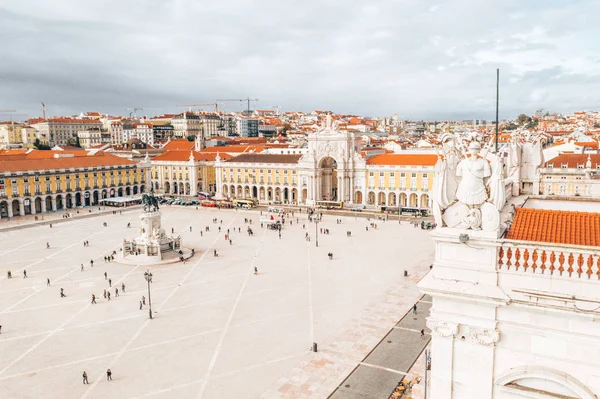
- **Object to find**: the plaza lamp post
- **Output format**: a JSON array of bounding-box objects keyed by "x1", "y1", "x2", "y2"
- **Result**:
[
  {"x1": 315, "y1": 213, "x2": 319, "y2": 247},
  {"x1": 144, "y1": 270, "x2": 153, "y2": 319}
]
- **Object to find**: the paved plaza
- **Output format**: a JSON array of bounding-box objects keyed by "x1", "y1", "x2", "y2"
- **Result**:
[{"x1": 0, "y1": 207, "x2": 434, "y2": 399}]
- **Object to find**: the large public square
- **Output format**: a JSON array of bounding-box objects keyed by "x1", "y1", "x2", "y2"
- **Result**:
[{"x1": 0, "y1": 206, "x2": 434, "y2": 399}]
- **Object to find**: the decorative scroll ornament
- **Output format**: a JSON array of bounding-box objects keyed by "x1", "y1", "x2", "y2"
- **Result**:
[
  {"x1": 426, "y1": 320, "x2": 459, "y2": 338},
  {"x1": 468, "y1": 327, "x2": 500, "y2": 346}
]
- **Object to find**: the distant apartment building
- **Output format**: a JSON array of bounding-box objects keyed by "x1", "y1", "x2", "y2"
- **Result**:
[
  {"x1": 219, "y1": 115, "x2": 237, "y2": 137},
  {"x1": 109, "y1": 121, "x2": 124, "y2": 145},
  {"x1": 258, "y1": 123, "x2": 278, "y2": 138},
  {"x1": 236, "y1": 118, "x2": 259, "y2": 137},
  {"x1": 153, "y1": 124, "x2": 174, "y2": 141},
  {"x1": 77, "y1": 129, "x2": 103, "y2": 149},
  {"x1": 171, "y1": 112, "x2": 202, "y2": 138},
  {"x1": 30, "y1": 118, "x2": 103, "y2": 147}
]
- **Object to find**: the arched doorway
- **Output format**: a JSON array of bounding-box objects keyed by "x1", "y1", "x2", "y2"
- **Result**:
[
  {"x1": 56, "y1": 195, "x2": 64, "y2": 210},
  {"x1": 65, "y1": 194, "x2": 73, "y2": 208},
  {"x1": 367, "y1": 191, "x2": 375, "y2": 205},
  {"x1": 409, "y1": 193, "x2": 418, "y2": 207},
  {"x1": 23, "y1": 198, "x2": 31, "y2": 214},
  {"x1": 92, "y1": 191, "x2": 99, "y2": 205},
  {"x1": 291, "y1": 188, "x2": 297, "y2": 203},
  {"x1": 283, "y1": 188, "x2": 289, "y2": 202},
  {"x1": 75, "y1": 192, "x2": 82, "y2": 207},
  {"x1": 259, "y1": 187, "x2": 265, "y2": 201},
  {"x1": 0, "y1": 200, "x2": 8, "y2": 218},
  {"x1": 377, "y1": 192, "x2": 386, "y2": 205},
  {"x1": 399, "y1": 193, "x2": 407, "y2": 207},
  {"x1": 275, "y1": 187, "x2": 281, "y2": 201},
  {"x1": 237, "y1": 186, "x2": 243, "y2": 197},
  {"x1": 318, "y1": 157, "x2": 338, "y2": 201},
  {"x1": 117, "y1": 187, "x2": 123, "y2": 197},
  {"x1": 420, "y1": 194, "x2": 429, "y2": 209},
  {"x1": 388, "y1": 192, "x2": 397, "y2": 205},
  {"x1": 133, "y1": 186, "x2": 138, "y2": 195},
  {"x1": 35, "y1": 197, "x2": 42, "y2": 213},
  {"x1": 140, "y1": 184, "x2": 145, "y2": 193},
  {"x1": 164, "y1": 182, "x2": 170, "y2": 194},
  {"x1": 267, "y1": 188, "x2": 273, "y2": 201},
  {"x1": 45, "y1": 196, "x2": 52, "y2": 211},
  {"x1": 354, "y1": 191, "x2": 363, "y2": 204},
  {"x1": 125, "y1": 186, "x2": 131, "y2": 196},
  {"x1": 12, "y1": 199, "x2": 19, "y2": 215},
  {"x1": 244, "y1": 186, "x2": 250, "y2": 198},
  {"x1": 302, "y1": 188, "x2": 307, "y2": 203},
  {"x1": 223, "y1": 185, "x2": 229, "y2": 197},
  {"x1": 252, "y1": 186, "x2": 258, "y2": 198}
]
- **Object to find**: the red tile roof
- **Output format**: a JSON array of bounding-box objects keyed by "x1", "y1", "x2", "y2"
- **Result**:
[
  {"x1": 506, "y1": 208, "x2": 600, "y2": 247},
  {"x1": 162, "y1": 139, "x2": 195, "y2": 151},
  {"x1": 366, "y1": 154, "x2": 438, "y2": 166},
  {"x1": 225, "y1": 153, "x2": 302, "y2": 164},
  {"x1": 0, "y1": 150, "x2": 136, "y2": 173},
  {"x1": 545, "y1": 154, "x2": 600, "y2": 168},
  {"x1": 152, "y1": 151, "x2": 232, "y2": 162}
]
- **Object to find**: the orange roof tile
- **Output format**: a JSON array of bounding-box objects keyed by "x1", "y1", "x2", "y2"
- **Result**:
[
  {"x1": 0, "y1": 150, "x2": 136, "y2": 173},
  {"x1": 152, "y1": 151, "x2": 232, "y2": 162},
  {"x1": 506, "y1": 208, "x2": 600, "y2": 247},
  {"x1": 162, "y1": 139, "x2": 195, "y2": 151},
  {"x1": 545, "y1": 153, "x2": 600, "y2": 168},
  {"x1": 366, "y1": 154, "x2": 438, "y2": 166}
]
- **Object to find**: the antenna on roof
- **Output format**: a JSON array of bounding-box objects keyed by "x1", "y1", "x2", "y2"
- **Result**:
[{"x1": 495, "y1": 69, "x2": 499, "y2": 153}]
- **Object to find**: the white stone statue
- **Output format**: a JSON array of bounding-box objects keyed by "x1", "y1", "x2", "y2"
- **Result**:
[
  {"x1": 456, "y1": 141, "x2": 492, "y2": 206},
  {"x1": 506, "y1": 135, "x2": 523, "y2": 182},
  {"x1": 488, "y1": 154, "x2": 507, "y2": 211},
  {"x1": 432, "y1": 133, "x2": 460, "y2": 208}
]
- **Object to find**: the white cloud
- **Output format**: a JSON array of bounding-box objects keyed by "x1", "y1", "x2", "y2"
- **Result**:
[{"x1": 0, "y1": 0, "x2": 598, "y2": 120}]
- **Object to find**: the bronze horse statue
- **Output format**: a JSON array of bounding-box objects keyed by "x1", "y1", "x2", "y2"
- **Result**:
[{"x1": 141, "y1": 189, "x2": 160, "y2": 212}]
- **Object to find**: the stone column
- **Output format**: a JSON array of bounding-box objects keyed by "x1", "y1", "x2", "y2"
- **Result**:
[
  {"x1": 31, "y1": 200, "x2": 36, "y2": 215},
  {"x1": 427, "y1": 320, "x2": 458, "y2": 399},
  {"x1": 41, "y1": 198, "x2": 46, "y2": 213},
  {"x1": 51, "y1": 196, "x2": 57, "y2": 211},
  {"x1": 189, "y1": 165, "x2": 198, "y2": 197},
  {"x1": 18, "y1": 199, "x2": 24, "y2": 216},
  {"x1": 7, "y1": 204, "x2": 13, "y2": 218}
]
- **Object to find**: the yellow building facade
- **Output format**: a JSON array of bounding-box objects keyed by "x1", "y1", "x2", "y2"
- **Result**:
[{"x1": 0, "y1": 150, "x2": 149, "y2": 218}]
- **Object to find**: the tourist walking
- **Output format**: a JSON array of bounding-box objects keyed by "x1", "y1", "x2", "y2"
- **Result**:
[
  {"x1": 420, "y1": 329, "x2": 425, "y2": 339},
  {"x1": 107, "y1": 291, "x2": 111, "y2": 301},
  {"x1": 413, "y1": 304, "x2": 417, "y2": 315},
  {"x1": 115, "y1": 288, "x2": 119, "y2": 297},
  {"x1": 81, "y1": 264, "x2": 84, "y2": 272},
  {"x1": 142, "y1": 296, "x2": 146, "y2": 305},
  {"x1": 106, "y1": 369, "x2": 112, "y2": 381},
  {"x1": 82, "y1": 371, "x2": 89, "y2": 384},
  {"x1": 46, "y1": 242, "x2": 50, "y2": 249},
  {"x1": 139, "y1": 301, "x2": 143, "y2": 310},
  {"x1": 104, "y1": 272, "x2": 107, "y2": 280},
  {"x1": 121, "y1": 283, "x2": 125, "y2": 292},
  {"x1": 47, "y1": 278, "x2": 50, "y2": 286},
  {"x1": 91, "y1": 294, "x2": 96, "y2": 304},
  {"x1": 23, "y1": 270, "x2": 27, "y2": 278},
  {"x1": 254, "y1": 267, "x2": 258, "y2": 275},
  {"x1": 103, "y1": 289, "x2": 107, "y2": 299},
  {"x1": 108, "y1": 278, "x2": 112, "y2": 287},
  {"x1": 60, "y1": 288, "x2": 65, "y2": 298},
  {"x1": 90, "y1": 259, "x2": 94, "y2": 267}
]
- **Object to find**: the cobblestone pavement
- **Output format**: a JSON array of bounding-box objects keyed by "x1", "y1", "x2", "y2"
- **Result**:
[{"x1": 0, "y1": 207, "x2": 433, "y2": 399}]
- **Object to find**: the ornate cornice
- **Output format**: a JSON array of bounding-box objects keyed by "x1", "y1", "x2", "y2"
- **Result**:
[{"x1": 426, "y1": 320, "x2": 459, "y2": 338}]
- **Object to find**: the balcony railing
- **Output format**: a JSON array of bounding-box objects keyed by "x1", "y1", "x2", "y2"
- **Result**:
[{"x1": 498, "y1": 241, "x2": 600, "y2": 280}]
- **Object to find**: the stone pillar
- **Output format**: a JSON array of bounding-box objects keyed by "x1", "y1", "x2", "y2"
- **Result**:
[
  {"x1": 51, "y1": 196, "x2": 57, "y2": 211},
  {"x1": 190, "y1": 166, "x2": 198, "y2": 197},
  {"x1": 7, "y1": 204, "x2": 13, "y2": 218},
  {"x1": 18, "y1": 199, "x2": 24, "y2": 216},
  {"x1": 41, "y1": 198, "x2": 46, "y2": 213},
  {"x1": 31, "y1": 200, "x2": 36, "y2": 215},
  {"x1": 426, "y1": 320, "x2": 458, "y2": 399}
]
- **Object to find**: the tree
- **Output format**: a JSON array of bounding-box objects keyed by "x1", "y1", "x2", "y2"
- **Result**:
[
  {"x1": 516, "y1": 113, "x2": 532, "y2": 126},
  {"x1": 67, "y1": 136, "x2": 81, "y2": 147},
  {"x1": 187, "y1": 135, "x2": 196, "y2": 142},
  {"x1": 33, "y1": 138, "x2": 51, "y2": 150}
]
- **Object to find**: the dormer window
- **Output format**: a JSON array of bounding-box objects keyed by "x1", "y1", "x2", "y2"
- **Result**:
[
  {"x1": 577, "y1": 164, "x2": 584, "y2": 169},
  {"x1": 561, "y1": 164, "x2": 568, "y2": 169},
  {"x1": 547, "y1": 164, "x2": 553, "y2": 168}
]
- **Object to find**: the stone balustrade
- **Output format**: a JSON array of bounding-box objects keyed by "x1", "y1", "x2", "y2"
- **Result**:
[{"x1": 497, "y1": 240, "x2": 600, "y2": 279}]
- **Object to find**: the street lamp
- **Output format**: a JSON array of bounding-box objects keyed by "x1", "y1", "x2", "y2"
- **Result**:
[
  {"x1": 144, "y1": 270, "x2": 153, "y2": 319},
  {"x1": 315, "y1": 212, "x2": 319, "y2": 247}
]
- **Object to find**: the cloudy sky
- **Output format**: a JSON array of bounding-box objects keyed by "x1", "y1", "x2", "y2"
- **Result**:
[{"x1": 0, "y1": 0, "x2": 598, "y2": 121}]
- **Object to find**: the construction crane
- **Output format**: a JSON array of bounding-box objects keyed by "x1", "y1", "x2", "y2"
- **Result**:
[
  {"x1": 126, "y1": 107, "x2": 145, "y2": 118},
  {"x1": 270, "y1": 105, "x2": 281, "y2": 116},
  {"x1": 41, "y1": 102, "x2": 46, "y2": 119},
  {"x1": 216, "y1": 97, "x2": 259, "y2": 116},
  {"x1": 175, "y1": 103, "x2": 224, "y2": 113},
  {"x1": 0, "y1": 111, "x2": 28, "y2": 121}
]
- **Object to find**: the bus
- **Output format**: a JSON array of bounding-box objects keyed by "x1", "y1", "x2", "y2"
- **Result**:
[
  {"x1": 198, "y1": 192, "x2": 212, "y2": 200},
  {"x1": 233, "y1": 199, "x2": 257, "y2": 208},
  {"x1": 380, "y1": 206, "x2": 401, "y2": 214},
  {"x1": 316, "y1": 201, "x2": 344, "y2": 210},
  {"x1": 400, "y1": 207, "x2": 427, "y2": 217}
]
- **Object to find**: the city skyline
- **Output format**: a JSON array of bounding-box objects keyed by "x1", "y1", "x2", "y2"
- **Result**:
[{"x1": 0, "y1": 0, "x2": 599, "y2": 120}]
